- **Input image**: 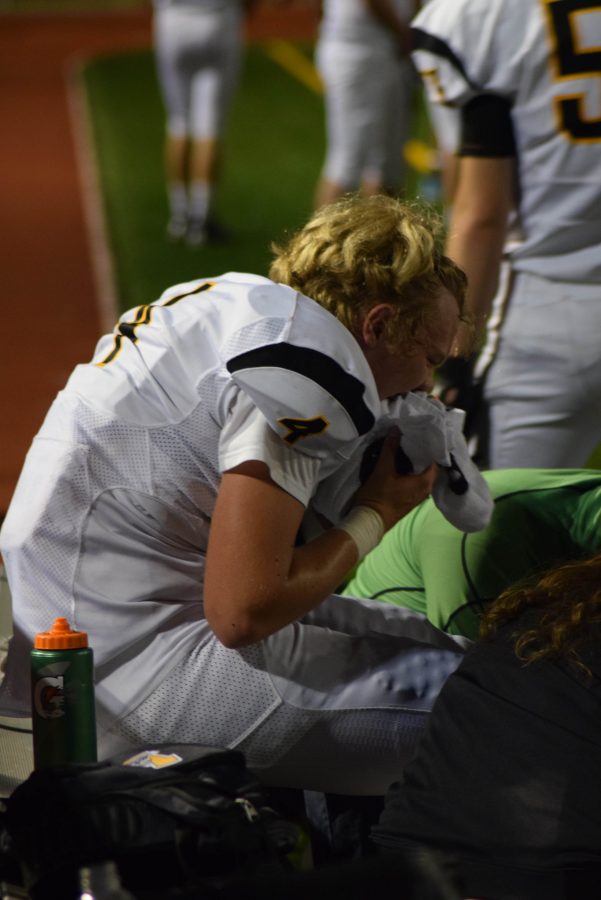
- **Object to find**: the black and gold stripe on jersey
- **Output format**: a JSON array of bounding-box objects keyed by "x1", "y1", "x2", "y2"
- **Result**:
[
  {"x1": 96, "y1": 281, "x2": 215, "y2": 367},
  {"x1": 227, "y1": 343, "x2": 376, "y2": 444}
]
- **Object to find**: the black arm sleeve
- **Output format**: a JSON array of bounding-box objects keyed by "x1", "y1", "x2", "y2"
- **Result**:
[{"x1": 459, "y1": 93, "x2": 517, "y2": 157}]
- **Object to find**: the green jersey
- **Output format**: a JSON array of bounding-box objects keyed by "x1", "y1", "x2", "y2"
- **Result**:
[{"x1": 345, "y1": 469, "x2": 601, "y2": 639}]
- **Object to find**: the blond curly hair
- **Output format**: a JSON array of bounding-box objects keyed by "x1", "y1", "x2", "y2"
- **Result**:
[
  {"x1": 269, "y1": 193, "x2": 468, "y2": 351},
  {"x1": 480, "y1": 554, "x2": 601, "y2": 682}
]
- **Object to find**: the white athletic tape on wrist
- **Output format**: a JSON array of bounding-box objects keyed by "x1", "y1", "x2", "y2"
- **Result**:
[{"x1": 338, "y1": 505, "x2": 385, "y2": 561}]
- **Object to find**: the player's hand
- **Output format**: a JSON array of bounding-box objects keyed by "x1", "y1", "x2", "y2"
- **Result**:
[
  {"x1": 353, "y1": 430, "x2": 437, "y2": 531},
  {"x1": 434, "y1": 354, "x2": 484, "y2": 419},
  {"x1": 434, "y1": 354, "x2": 491, "y2": 468}
]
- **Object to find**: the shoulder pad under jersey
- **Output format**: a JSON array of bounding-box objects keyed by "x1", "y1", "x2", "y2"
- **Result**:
[
  {"x1": 412, "y1": 0, "x2": 521, "y2": 107},
  {"x1": 225, "y1": 291, "x2": 382, "y2": 458}
]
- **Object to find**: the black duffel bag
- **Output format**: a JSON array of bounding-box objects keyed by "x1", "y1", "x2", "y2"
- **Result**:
[{"x1": 2, "y1": 744, "x2": 302, "y2": 899}]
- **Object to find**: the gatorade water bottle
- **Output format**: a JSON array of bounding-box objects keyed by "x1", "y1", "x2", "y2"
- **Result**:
[{"x1": 30, "y1": 617, "x2": 97, "y2": 769}]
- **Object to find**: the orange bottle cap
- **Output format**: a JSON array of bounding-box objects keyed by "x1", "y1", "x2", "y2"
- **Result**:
[{"x1": 34, "y1": 617, "x2": 89, "y2": 650}]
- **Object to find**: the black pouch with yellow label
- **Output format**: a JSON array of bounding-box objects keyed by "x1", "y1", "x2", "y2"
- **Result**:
[{"x1": 4, "y1": 744, "x2": 299, "y2": 899}]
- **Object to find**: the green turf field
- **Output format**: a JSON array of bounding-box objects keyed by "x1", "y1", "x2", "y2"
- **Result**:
[
  {"x1": 82, "y1": 41, "x2": 434, "y2": 311},
  {"x1": 82, "y1": 43, "x2": 329, "y2": 310}
]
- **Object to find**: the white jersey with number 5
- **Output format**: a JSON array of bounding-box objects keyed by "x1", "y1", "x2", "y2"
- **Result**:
[{"x1": 412, "y1": 0, "x2": 601, "y2": 283}]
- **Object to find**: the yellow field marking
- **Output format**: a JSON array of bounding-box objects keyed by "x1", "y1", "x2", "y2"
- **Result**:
[
  {"x1": 262, "y1": 39, "x2": 323, "y2": 94},
  {"x1": 403, "y1": 138, "x2": 439, "y2": 174},
  {"x1": 262, "y1": 40, "x2": 439, "y2": 177}
]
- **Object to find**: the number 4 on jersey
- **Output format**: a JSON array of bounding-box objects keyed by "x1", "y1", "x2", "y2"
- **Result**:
[{"x1": 278, "y1": 416, "x2": 329, "y2": 445}]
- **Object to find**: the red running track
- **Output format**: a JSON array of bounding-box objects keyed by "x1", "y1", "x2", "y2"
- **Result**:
[{"x1": 0, "y1": 5, "x2": 319, "y2": 515}]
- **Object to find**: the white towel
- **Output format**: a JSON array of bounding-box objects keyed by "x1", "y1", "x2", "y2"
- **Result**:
[
  {"x1": 395, "y1": 392, "x2": 493, "y2": 532},
  {"x1": 311, "y1": 392, "x2": 493, "y2": 534}
]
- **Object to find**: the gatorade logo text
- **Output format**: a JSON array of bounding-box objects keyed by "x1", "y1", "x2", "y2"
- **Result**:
[{"x1": 34, "y1": 675, "x2": 65, "y2": 719}]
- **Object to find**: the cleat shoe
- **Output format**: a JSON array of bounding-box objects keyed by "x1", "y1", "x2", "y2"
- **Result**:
[
  {"x1": 186, "y1": 219, "x2": 208, "y2": 247},
  {"x1": 166, "y1": 215, "x2": 188, "y2": 242}
]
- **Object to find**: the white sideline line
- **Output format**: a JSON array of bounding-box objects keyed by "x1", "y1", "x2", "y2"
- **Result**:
[{"x1": 65, "y1": 55, "x2": 119, "y2": 335}]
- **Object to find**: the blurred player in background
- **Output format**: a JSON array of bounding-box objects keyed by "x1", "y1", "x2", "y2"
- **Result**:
[
  {"x1": 411, "y1": 0, "x2": 601, "y2": 468},
  {"x1": 314, "y1": 0, "x2": 419, "y2": 209},
  {"x1": 153, "y1": 0, "x2": 256, "y2": 246}
]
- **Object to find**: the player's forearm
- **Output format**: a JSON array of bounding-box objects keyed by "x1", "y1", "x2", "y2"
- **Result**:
[
  {"x1": 203, "y1": 467, "x2": 362, "y2": 648},
  {"x1": 447, "y1": 214, "x2": 506, "y2": 354},
  {"x1": 205, "y1": 441, "x2": 435, "y2": 648},
  {"x1": 446, "y1": 157, "x2": 513, "y2": 355},
  {"x1": 205, "y1": 527, "x2": 360, "y2": 649}
]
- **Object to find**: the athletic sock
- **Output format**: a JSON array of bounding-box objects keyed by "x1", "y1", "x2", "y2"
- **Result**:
[
  {"x1": 168, "y1": 182, "x2": 188, "y2": 221},
  {"x1": 166, "y1": 182, "x2": 188, "y2": 240},
  {"x1": 189, "y1": 181, "x2": 211, "y2": 228}
]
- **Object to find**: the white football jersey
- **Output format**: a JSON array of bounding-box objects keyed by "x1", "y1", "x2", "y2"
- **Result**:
[
  {"x1": 0, "y1": 273, "x2": 383, "y2": 719},
  {"x1": 69, "y1": 272, "x2": 381, "y2": 456},
  {"x1": 412, "y1": 0, "x2": 601, "y2": 283}
]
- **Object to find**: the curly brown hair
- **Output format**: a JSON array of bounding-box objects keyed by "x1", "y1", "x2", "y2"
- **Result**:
[
  {"x1": 480, "y1": 554, "x2": 601, "y2": 680},
  {"x1": 269, "y1": 193, "x2": 468, "y2": 352}
]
